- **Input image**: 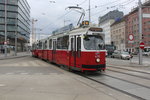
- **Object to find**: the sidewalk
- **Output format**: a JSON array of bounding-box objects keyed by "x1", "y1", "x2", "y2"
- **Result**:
[{"x1": 0, "y1": 52, "x2": 31, "y2": 60}]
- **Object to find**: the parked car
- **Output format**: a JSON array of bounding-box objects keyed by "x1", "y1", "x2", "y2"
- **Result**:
[
  {"x1": 143, "y1": 51, "x2": 150, "y2": 56},
  {"x1": 111, "y1": 51, "x2": 132, "y2": 60}
]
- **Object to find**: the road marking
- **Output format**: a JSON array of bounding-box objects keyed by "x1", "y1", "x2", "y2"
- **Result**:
[
  {"x1": 6, "y1": 73, "x2": 14, "y2": 75},
  {"x1": 20, "y1": 73, "x2": 28, "y2": 75},
  {"x1": 0, "y1": 84, "x2": 6, "y2": 87},
  {"x1": 34, "y1": 73, "x2": 43, "y2": 75}
]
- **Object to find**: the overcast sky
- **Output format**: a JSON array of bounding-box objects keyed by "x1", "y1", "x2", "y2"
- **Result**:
[{"x1": 27, "y1": 0, "x2": 145, "y2": 39}]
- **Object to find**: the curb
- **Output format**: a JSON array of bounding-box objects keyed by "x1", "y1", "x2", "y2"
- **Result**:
[
  {"x1": 0, "y1": 55, "x2": 31, "y2": 60},
  {"x1": 107, "y1": 63, "x2": 150, "y2": 68}
]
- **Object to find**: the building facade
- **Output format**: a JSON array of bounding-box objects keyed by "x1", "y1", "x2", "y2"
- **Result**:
[
  {"x1": 111, "y1": 18, "x2": 126, "y2": 51},
  {"x1": 0, "y1": 0, "x2": 30, "y2": 52},
  {"x1": 99, "y1": 10, "x2": 124, "y2": 44},
  {"x1": 125, "y1": 1, "x2": 150, "y2": 52}
]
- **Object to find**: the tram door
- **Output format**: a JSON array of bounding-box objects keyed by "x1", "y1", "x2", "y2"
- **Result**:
[
  {"x1": 52, "y1": 39, "x2": 57, "y2": 62},
  {"x1": 70, "y1": 36, "x2": 81, "y2": 69}
]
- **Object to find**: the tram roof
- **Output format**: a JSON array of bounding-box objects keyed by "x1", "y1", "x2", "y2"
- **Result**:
[{"x1": 35, "y1": 25, "x2": 103, "y2": 43}]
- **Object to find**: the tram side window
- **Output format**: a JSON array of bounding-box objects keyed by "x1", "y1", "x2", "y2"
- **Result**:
[
  {"x1": 57, "y1": 36, "x2": 69, "y2": 49},
  {"x1": 77, "y1": 37, "x2": 81, "y2": 51},
  {"x1": 71, "y1": 38, "x2": 73, "y2": 51},
  {"x1": 39, "y1": 42, "x2": 42, "y2": 49},
  {"x1": 44, "y1": 40, "x2": 47, "y2": 49},
  {"x1": 57, "y1": 37, "x2": 62, "y2": 49},
  {"x1": 62, "y1": 36, "x2": 69, "y2": 49},
  {"x1": 49, "y1": 39, "x2": 52, "y2": 49},
  {"x1": 36, "y1": 43, "x2": 39, "y2": 49}
]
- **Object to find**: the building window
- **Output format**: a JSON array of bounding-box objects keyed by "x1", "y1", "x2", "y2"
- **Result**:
[
  {"x1": 7, "y1": 0, "x2": 18, "y2": 5},
  {"x1": 0, "y1": 11, "x2": 4, "y2": 17},
  {"x1": 7, "y1": 12, "x2": 17, "y2": 18},
  {"x1": 7, "y1": 5, "x2": 18, "y2": 11},
  {"x1": 0, "y1": 5, "x2": 4, "y2": 10},
  {"x1": 0, "y1": 25, "x2": 5, "y2": 30},
  {"x1": 0, "y1": 18, "x2": 4, "y2": 24}
]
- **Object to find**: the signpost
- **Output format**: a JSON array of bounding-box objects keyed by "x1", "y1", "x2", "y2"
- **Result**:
[{"x1": 128, "y1": 34, "x2": 134, "y2": 63}]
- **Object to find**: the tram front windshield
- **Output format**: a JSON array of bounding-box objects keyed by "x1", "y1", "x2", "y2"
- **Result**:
[{"x1": 83, "y1": 35, "x2": 104, "y2": 50}]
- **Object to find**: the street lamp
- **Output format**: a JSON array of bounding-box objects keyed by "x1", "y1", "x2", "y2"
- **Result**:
[
  {"x1": 4, "y1": 0, "x2": 7, "y2": 57},
  {"x1": 14, "y1": 17, "x2": 18, "y2": 56},
  {"x1": 32, "y1": 19, "x2": 38, "y2": 44}
]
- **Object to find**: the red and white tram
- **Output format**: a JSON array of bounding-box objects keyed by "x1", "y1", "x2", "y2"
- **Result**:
[{"x1": 32, "y1": 22, "x2": 106, "y2": 72}]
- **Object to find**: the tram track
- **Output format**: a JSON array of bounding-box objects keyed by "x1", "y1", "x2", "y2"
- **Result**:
[
  {"x1": 50, "y1": 63, "x2": 149, "y2": 100},
  {"x1": 102, "y1": 73, "x2": 150, "y2": 89},
  {"x1": 106, "y1": 68, "x2": 150, "y2": 80},
  {"x1": 78, "y1": 73, "x2": 146, "y2": 100},
  {"x1": 107, "y1": 65, "x2": 150, "y2": 75}
]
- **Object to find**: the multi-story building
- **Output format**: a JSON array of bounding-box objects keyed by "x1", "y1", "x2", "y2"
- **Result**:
[
  {"x1": 98, "y1": 10, "x2": 124, "y2": 44},
  {"x1": 125, "y1": 1, "x2": 150, "y2": 52},
  {"x1": 111, "y1": 18, "x2": 126, "y2": 51},
  {"x1": 0, "y1": 0, "x2": 30, "y2": 52}
]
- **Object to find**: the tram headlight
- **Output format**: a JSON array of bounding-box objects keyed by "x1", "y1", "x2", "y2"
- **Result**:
[{"x1": 96, "y1": 58, "x2": 100, "y2": 63}]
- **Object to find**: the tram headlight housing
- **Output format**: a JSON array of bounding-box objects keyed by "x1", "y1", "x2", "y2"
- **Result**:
[{"x1": 96, "y1": 58, "x2": 100, "y2": 63}]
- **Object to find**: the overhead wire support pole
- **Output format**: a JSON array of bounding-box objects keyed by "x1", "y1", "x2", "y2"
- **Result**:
[
  {"x1": 89, "y1": 0, "x2": 91, "y2": 23},
  {"x1": 138, "y1": 0, "x2": 143, "y2": 65},
  {"x1": 4, "y1": 0, "x2": 7, "y2": 57}
]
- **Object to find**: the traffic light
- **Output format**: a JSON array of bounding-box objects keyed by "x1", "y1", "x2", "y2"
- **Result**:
[{"x1": 142, "y1": 34, "x2": 144, "y2": 39}]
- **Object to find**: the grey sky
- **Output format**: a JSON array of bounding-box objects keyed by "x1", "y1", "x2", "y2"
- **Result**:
[{"x1": 27, "y1": 0, "x2": 145, "y2": 38}]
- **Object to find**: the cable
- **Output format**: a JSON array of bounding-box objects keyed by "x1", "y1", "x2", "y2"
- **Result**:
[
  {"x1": 42, "y1": 11, "x2": 72, "y2": 30},
  {"x1": 77, "y1": 0, "x2": 88, "y2": 6},
  {"x1": 91, "y1": 0, "x2": 136, "y2": 17},
  {"x1": 91, "y1": 0, "x2": 119, "y2": 10}
]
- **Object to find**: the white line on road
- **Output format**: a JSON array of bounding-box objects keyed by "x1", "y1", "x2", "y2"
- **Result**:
[
  {"x1": 20, "y1": 73, "x2": 28, "y2": 75},
  {"x1": 0, "y1": 84, "x2": 6, "y2": 87},
  {"x1": 6, "y1": 73, "x2": 14, "y2": 75}
]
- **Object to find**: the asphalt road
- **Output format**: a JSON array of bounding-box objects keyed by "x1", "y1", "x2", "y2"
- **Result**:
[{"x1": 0, "y1": 56, "x2": 150, "y2": 100}]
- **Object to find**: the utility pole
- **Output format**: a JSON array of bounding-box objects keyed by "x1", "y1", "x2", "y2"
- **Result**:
[
  {"x1": 138, "y1": 0, "x2": 143, "y2": 65},
  {"x1": 89, "y1": 0, "x2": 91, "y2": 23},
  {"x1": 4, "y1": 0, "x2": 7, "y2": 57}
]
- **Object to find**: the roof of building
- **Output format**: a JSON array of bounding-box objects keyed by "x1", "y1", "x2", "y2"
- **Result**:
[
  {"x1": 111, "y1": 17, "x2": 125, "y2": 27},
  {"x1": 99, "y1": 10, "x2": 124, "y2": 24},
  {"x1": 127, "y1": 1, "x2": 150, "y2": 16}
]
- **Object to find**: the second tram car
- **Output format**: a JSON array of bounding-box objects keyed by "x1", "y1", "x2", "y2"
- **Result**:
[{"x1": 32, "y1": 22, "x2": 106, "y2": 72}]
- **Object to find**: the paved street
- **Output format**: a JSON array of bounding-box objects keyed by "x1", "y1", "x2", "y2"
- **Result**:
[{"x1": 1, "y1": 56, "x2": 150, "y2": 100}]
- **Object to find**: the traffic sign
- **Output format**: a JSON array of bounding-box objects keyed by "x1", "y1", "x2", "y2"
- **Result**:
[
  {"x1": 128, "y1": 34, "x2": 134, "y2": 41},
  {"x1": 4, "y1": 41, "x2": 7, "y2": 45},
  {"x1": 140, "y1": 42, "x2": 145, "y2": 49},
  {"x1": 128, "y1": 34, "x2": 134, "y2": 43}
]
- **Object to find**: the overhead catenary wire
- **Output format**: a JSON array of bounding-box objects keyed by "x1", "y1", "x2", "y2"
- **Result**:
[
  {"x1": 90, "y1": 0, "x2": 136, "y2": 23},
  {"x1": 77, "y1": 0, "x2": 88, "y2": 6},
  {"x1": 41, "y1": 11, "x2": 72, "y2": 30},
  {"x1": 90, "y1": 0, "x2": 119, "y2": 10},
  {"x1": 91, "y1": 0, "x2": 136, "y2": 17}
]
